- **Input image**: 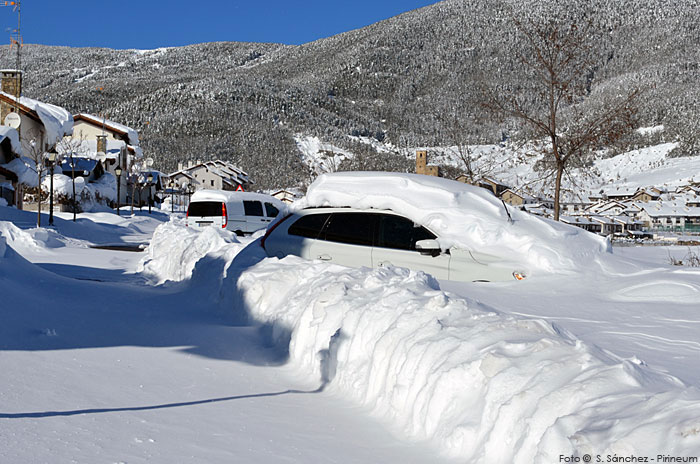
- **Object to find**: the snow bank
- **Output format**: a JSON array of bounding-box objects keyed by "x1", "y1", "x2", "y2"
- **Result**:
[
  {"x1": 237, "y1": 257, "x2": 700, "y2": 462},
  {"x1": 137, "y1": 218, "x2": 243, "y2": 284},
  {"x1": 0, "y1": 221, "x2": 66, "y2": 252},
  {"x1": 297, "y1": 172, "x2": 611, "y2": 275}
]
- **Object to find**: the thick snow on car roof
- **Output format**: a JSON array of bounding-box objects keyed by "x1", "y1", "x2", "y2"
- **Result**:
[{"x1": 297, "y1": 172, "x2": 611, "y2": 275}]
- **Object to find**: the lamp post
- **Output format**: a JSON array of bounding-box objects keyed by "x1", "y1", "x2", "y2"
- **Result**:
[
  {"x1": 48, "y1": 152, "x2": 56, "y2": 226},
  {"x1": 114, "y1": 166, "x2": 122, "y2": 216},
  {"x1": 187, "y1": 183, "x2": 194, "y2": 210},
  {"x1": 169, "y1": 180, "x2": 175, "y2": 214},
  {"x1": 147, "y1": 173, "x2": 153, "y2": 214}
]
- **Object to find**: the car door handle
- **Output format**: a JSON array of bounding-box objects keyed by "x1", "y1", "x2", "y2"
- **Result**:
[
  {"x1": 317, "y1": 254, "x2": 332, "y2": 261},
  {"x1": 378, "y1": 260, "x2": 392, "y2": 267}
]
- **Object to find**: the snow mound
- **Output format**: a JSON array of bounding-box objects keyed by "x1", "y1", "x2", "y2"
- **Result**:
[
  {"x1": 138, "y1": 218, "x2": 243, "y2": 284},
  {"x1": 238, "y1": 257, "x2": 700, "y2": 462},
  {"x1": 297, "y1": 172, "x2": 611, "y2": 275}
]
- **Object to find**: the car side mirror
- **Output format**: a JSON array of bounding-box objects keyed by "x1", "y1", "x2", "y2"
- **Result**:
[{"x1": 415, "y1": 239, "x2": 441, "y2": 257}]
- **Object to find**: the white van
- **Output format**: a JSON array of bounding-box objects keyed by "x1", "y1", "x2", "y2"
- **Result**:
[{"x1": 186, "y1": 189, "x2": 285, "y2": 235}]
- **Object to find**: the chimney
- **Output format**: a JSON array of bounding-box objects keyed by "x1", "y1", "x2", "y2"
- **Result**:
[
  {"x1": 96, "y1": 134, "x2": 107, "y2": 156},
  {"x1": 178, "y1": 162, "x2": 183, "y2": 171},
  {"x1": 188, "y1": 160, "x2": 193, "y2": 169},
  {"x1": 0, "y1": 69, "x2": 22, "y2": 122}
]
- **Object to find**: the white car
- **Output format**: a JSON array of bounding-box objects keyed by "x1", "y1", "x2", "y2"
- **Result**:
[
  {"x1": 186, "y1": 190, "x2": 284, "y2": 235},
  {"x1": 261, "y1": 207, "x2": 527, "y2": 282}
]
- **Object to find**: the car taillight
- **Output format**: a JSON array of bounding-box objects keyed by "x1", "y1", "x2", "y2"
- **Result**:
[
  {"x1": 261, "y1": 213, "x2": 293, "y2": 249},
  {"x1": 513, "y1": 271, "x2": 527, "y2": 281},
  {"x1": 222, "y1": 203, "x2": 228, "y2": 229},
  {"x1": 185, "y1": 205, "x2": 189, "y2": 226}
]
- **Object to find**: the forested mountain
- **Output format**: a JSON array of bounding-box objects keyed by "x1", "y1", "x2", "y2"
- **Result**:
[{"x1": 4, "y1": 0, "x2": 699, "y2": 189}]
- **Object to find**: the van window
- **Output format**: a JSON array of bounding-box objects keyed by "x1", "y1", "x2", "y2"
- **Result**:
[
  {"x1": 243, "y1": 200, "x2": 264, "y2": 216},
  {"x1": 322, "y1": 213, "x2": 376, "y2": 246},
  {"x1": 188, "y1": 201, "x2": 223, "y2": 217},
  {"x1": 288, "y1": 213, "x2": 331, "y2": 239},
  {"x1": 265, "y1": 203, "x2": 280, "y2": 218}
]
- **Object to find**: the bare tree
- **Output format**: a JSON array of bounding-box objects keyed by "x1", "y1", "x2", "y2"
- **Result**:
[
  {"x1": 482, "y1": 16, "x2": 640, "y2": 220},
  {"x1": 56, "y1": 134, "x2": 89, "y2": 222},
  {"x1": 23, "y1": 128, "x2": 48, "y2": 227}
]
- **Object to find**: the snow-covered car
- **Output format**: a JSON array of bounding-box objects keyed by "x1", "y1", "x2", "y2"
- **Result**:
[{"x1": 261, "y1": 207, "x2": 526, "y2": 282}]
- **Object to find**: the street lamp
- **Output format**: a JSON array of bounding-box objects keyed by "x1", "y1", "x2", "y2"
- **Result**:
[
  {"x1": 147, "y1": 173, "x2": 154, "y2": 214},
  {"x1": 48, "y1": 152, "x2": 56, "y2": 226},
  {"x1": 168, "y1": 180, "x2": 175, "y2": 214},
  {"x1": 114, "y1": 166, "x2": 122, "y2": 216},
  {"x1": 187, "y1": 183, "x2": 195, "y2": 210}
]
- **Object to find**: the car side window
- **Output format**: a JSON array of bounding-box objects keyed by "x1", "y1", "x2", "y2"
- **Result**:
[
  {"x1": 264, "y1": 202, "x2": 280, "y2": 218},
  {"x1": 288, "y1": 213, "x2": 331, "y2": 239},
  {"x1": 377, "y1": 214, "x2": 436, "y2": 251},
  {"x1": 243, "y1": 200, "x2": 264, "y2": 217},
  {"x1": 321, "y1": 213, "x2": 376, "y2": 246}
]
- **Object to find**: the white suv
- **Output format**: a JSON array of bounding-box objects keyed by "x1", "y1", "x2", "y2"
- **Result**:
[{"x1": 261, "y1": 207, "x2": 526, "y2": 282}]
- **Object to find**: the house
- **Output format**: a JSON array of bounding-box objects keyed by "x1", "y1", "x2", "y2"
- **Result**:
[
  {"x1": 560, "y1": 215, "x2": 602, "y2": 233},
  {"x1": 637, "y1": 201, "x2": 700, "y2": 230},
  {"x1": 170, "y1": 159, "x2": 252, "y2": 192},
  {"x1": 501, "y1": 189, "x2": 536, "y2": 206},
  {"x1": 630, "y1": 188, "x2": 660, "y2": 202},
  {"x1": 477, "y1": 177, "x2": 511, "y2": 197},
  {"x1": 271, "y1": 189, "x2": 300, "y2": 204},
  {"x1": 0, "y1": 69, "x2": 73, "y2": 208},
  {"x1": 67, "y1": 113, "x2": 143, "y2": 206}
]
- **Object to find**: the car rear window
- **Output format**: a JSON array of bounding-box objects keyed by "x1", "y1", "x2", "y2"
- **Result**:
[
  {"x1": 243, "y1": 200, "x2": 264, "y2": 217},
  {"x1": 288, "y1": 213, "x2": 331, "y2": 239},
  {"x1": 377, "y1": 214, "x2": 436, "y2": 250},
  {"x1": 322, "y1": 213, "x2": 376, "y2": 246},
  {"x1": 188, "y1": 201, "x2": 223, "y2": 217}
]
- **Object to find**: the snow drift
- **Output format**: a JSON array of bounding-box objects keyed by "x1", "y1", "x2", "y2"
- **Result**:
[
  {"x1": 137, "y1": 217, "x2": 244, "y2": 285},
  {"x1": 237, "y1": 256, "x2": 700, "y2": 462},
  {"x1": 296, "y1": 172, "x2": 612, "y2": 275}
]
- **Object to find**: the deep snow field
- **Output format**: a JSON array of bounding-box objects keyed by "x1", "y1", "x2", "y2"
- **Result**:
[{"x1": 1, "y1": 184, "x2": 700, "y2": 463}]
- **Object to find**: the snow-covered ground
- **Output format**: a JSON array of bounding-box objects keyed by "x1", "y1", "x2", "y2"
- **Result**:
[{"x1": 1, "y1": 180, "x2": 700, "y2": 463}]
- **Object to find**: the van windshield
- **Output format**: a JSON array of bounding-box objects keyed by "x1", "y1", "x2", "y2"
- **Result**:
[{"x1": 188, "y1": 201, "x2": 223, "y2": 217}]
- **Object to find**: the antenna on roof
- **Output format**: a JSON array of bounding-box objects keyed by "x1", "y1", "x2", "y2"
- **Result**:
[{"x1": 2, "y1": 0, "x2": 21, "y2": 137}]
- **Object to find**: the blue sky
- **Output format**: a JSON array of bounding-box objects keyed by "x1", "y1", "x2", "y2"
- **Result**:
[{"x1": 0, "y1": 1, "x2": 441, "y2": 50}]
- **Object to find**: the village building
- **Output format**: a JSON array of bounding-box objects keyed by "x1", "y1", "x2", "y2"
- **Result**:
[
  {"x1": 415, "y1": 150, "x2": 439, "y2": 177},
  {"x1": 0, "y1": 70, "x2": 73, "y2": 208},
  {"x1": 169, "y1": 159, "x2": 252, "y2": 192}
]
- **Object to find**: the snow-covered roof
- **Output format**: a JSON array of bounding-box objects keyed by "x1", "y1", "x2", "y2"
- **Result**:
[
  {"x1": 0, "y1": 126, "x2": 21, "y2": 155},
  {"x1": 0, "y1": 91, "x2": 73, "y2": 147},
  {"x1": 74, "y1": 113, "x2": 139, "y2": 146}
]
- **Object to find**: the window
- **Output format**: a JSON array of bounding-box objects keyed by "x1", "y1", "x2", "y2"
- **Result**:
[
  {"x1": 210, "y1": 180, "x2": 214, "y2": 186},
  {"x1": 188, "y1": 201, "x2": 223, "y2": 217},
  {"x1": 321, "y1": 213, "x2": 376, "y2": 246},
  {"x1": 243, "y1": 200, "x2": 264, "y2": 217},
  {"x1": 265, "y1": 203, "x2": 280, "y2": 218},
  {"x1": 288, "y1": 213, "x2": 331, "y2": 239},
  {"x1": 377, "y1": 214, "x2": 435, "y2": 251}
]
